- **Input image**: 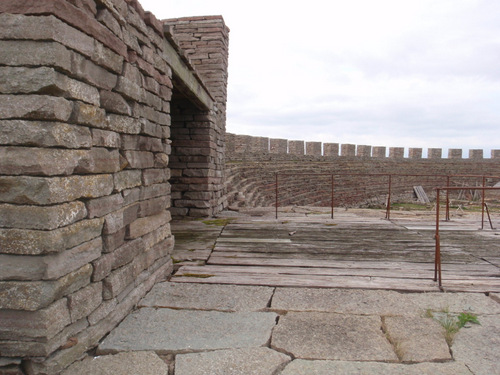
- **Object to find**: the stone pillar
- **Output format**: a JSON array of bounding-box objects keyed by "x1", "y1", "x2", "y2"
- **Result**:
[
  {"x1": 323, "y1": 143, "x2": 339, "y2": 156},
  {"x1": 249, "y1": 136, "x2": 269, "y2": 153},
  {"x1": 408, "y1": 148, "x2": 422, "y2": 159},
  {"x1": 306, "y1": 141, "x2": 322, "y2": 156},
  {"x1": 356, "y1": 145, "x2": 372, "y2": 157},
  {"x1": 288, "y1": 140, "x2": 305, "y2": 155},
  {"x1": 428, "y1": 148, "x2": 442, "y2": 159},
  {"x1": 372, "y1": 147, "x2": 387, "y2": 158},
  {"x1": 341, "y1": 144, "x2": 356, "y2": 157},
  {"x1": 270, "y1": 138, "x2": 288, "y2": 154},
  {"x1": 492, "y1": 150, "x2": 500, "y2": 159}
]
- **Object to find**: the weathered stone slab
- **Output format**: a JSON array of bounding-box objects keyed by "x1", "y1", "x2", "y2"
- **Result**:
[
  {"x1": 384, "y1": 316, "x2": 451, "y2": 362},
  {"x1": 271, "y1": 312, "x2": 397, "y2": 361},
  {"x1": 0, "y1": 95, "x2": 73, "y2": 121},
  {"x1": 0, "y1": 120, "x2": 91, "y2": 149},
  {"x1": 127, "y1": 211, "x2": 170, "y2": 239},
  {"x1": 0, "y1": 237, "x2": 101, "y2": 281},
  {"x1": 280, "y1": 360, "x2": 474, "y2": 375},
  {"x1": 452, "y1": 314, "x2": 500, "y2": 375},
  {"x1": 175, "y1": 348, "x2": 290, "y2": 375},
  {"x1": 0, "y1": 67, "x2": 99, "y2": 105},
  {"x1": 0, "y1": 218, "x2": 103, "y2": 255},
  {"x1": 0, "y1": 298, "x2": 70, "y2": 341},
  {"x1": 410, "y1": 292, "x2": 500, "y2": 315},
  {"x1": 0, "y1": 264, "x2": 92, "y2": 311},
  {"x1": 0, "y1": 201, "x2": 87, "y2": 230},
  {"x1": 98, "y1": 308, "x2": 277, "y2": 354},
  {"x1": 61, "y1": 352, "x2": 169, "y2": 375},
  {"x1": 0, "y1": 40, "x2": 72, "y2": 72},
  {"x1": 0, "y1": 175, "x2": 113, "y2": 205},
  {"x1": 140, "y1": 283, "x2": 274, "y2": 312},
  {"x1": 271, "y1": 288, "x2": 416, "y2": 315}
]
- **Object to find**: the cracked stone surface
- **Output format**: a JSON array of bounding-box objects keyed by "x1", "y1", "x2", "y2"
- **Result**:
[
  {"x1": 139, "y1": 282, "x2": 274, "y2": 311},
  {"x1": 271, "y1": 287, "x2": 417, "y2": 315},
  {"x1": 383, "y1": 315, "x2": 451, "y2": 362},
  {"x1": 175, "y1": 348, "x2": 291, "y2": 375},
  {"x1": 61, "y1": 351, "x2": 169, "y2": 375},
  {"x1": 280, "y1": 360, "x2": 474, "y2": 375},
  {"x1": 271, "y1": 312, "x2": 397, "y2": 361},
  {"x1": 97, "y1": 308, "x2": 277, "y2": 354},
  {"x1": 452, "y1": 314, "x2": 500, "y2": 375},
  {"x1": 409, "y1": 292, "x2": 500, "y2": 315}
]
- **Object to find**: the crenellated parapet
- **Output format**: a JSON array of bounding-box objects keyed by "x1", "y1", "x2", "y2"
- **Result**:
[{"x1": 226, "y1": 133, "x2": 499, "y2": 159}]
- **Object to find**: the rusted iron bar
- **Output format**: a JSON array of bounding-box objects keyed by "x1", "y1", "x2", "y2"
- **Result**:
[
  {"x1": 434, "y1": 186, "x2": 500, "y2": 288},
  {"x1": 481, "y1": 176, "x2": 486, "y2": 229},
  {"x1": 385, "y1": 175, "x2": 392, "y2": 220},
  {"x1": 434, "y1": 189, "x2": 442, "y2": 287},
  {"x1": 275, "y1": 173, "x2": 278, "y2": 219},
  {"x1": 445, "y1": 176, "x2": 450, "y2": 221},
  {"x1": 331, "y1": 174, "x2": 334, "y2": 219}
]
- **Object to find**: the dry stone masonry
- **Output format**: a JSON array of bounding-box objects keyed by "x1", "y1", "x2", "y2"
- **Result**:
[
  {"x1": 0, "y1": 0, "x2": 229, "y2": 373},
  {"x1": 225, "y1": 133, "x2": 500, "y2": 209}
]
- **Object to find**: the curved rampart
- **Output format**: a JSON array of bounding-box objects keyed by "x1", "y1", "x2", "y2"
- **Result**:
[{"x1": 225, "y1": 134, "x2": 500, "y2": 209}]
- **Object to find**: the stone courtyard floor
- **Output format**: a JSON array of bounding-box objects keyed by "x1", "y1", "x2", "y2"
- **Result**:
[{"x1": 64, "y1": 207, "x2": 500, "y2": 374}]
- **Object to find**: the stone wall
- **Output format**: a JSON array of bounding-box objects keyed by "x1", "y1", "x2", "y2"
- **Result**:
[
  {"x1": 0, "y1": 1, "x2": 228, "y2": 373},
  {"x1": 225, "y1": 134, "x2": 500, "y2": 208},
  {"x1": 226, "y1": 133, "x2": 500, "y2": 160}
]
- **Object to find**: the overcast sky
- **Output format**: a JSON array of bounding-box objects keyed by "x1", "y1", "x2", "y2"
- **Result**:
[{"x1": 139, "y1": 0, "x2": 499, "y2": 157}]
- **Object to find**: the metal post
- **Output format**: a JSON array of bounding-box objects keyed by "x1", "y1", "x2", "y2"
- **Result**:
[
  {"x1": 331, "y1": 174, "x2": 334, "y2": 219},
  {"x1": 445, "y1": 176, "x2": 450, "y2": 221},
  {"x1": 481, "y1": 176, "x2": 486, "y2": 230},
  {"x1": 385, "y1": 175, "x2": 392, "y2": 220},
  {"x1": 275, "y1": 173, "x2": 278, "y2": 220},
  {"x1": 434, "y1": 189, "x2": 442, "y2": 287}
]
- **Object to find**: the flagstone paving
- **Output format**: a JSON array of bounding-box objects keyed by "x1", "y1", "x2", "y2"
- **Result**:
[{"x1": 63, "y1": 209, "x2": 500, "y2": 374}]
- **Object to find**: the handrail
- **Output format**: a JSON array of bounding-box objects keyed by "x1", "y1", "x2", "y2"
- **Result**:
[
  {"x1": 434, "y1": 186, "x2": 500, "y2": 288},
  {"x1": 275, "y1": 173, "x2": 500, "y2": 220}
]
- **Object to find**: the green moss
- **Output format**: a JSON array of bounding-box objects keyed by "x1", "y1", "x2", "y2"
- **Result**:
[
  {"x1": 176, "y1": 273, "x2": 214, "y2": 278},
  {"x1": 201, "y1": 218, "x2": 233, "y2": 226}
]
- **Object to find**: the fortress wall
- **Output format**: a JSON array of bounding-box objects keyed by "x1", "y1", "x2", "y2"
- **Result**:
[
  {"x1": 226, "y1": 133, "x2": 500, "y2": 160},
  {"x1": 225, "y1": 134, "x2": 500, "y2": 208},
  {"x1": 0, "y1": 1, "x2": 228, "y2": 373}
]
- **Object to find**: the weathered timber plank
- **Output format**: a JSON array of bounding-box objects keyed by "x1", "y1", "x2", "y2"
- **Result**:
[{"x1": 171, "y1": 273, "x2": 441, "y2": 292}]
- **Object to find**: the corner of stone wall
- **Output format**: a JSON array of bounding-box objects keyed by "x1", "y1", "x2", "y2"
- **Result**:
[{"x1": 0, "y1": 0, "x2": 214, "y2": 372}]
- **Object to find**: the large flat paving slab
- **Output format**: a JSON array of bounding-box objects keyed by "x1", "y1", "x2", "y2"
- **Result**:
[
  {"x1": 383, "y1": 315, "x2": 451, "y2": 362},
  {"x1": 271, "y1": 287, "x2": 500, "y2": 315},
  {"x1": 97, "y1": 308, "x2": 277, "y2": 354},
  {"x1": 139, "y1": 282, "x2": 273, "y2": 311},
  {"x1": 271, "y1": 288, "x2": 418, "y2": 315},
  {"x1": 280, "y1": 360, "x2": 474, "y2": 375},
  {"x1": 452, "y1": 314, "x2": 500, "y2": 375},
  {"x1": 271, "y1": 312, "x2": 397, "y2": 361},
  {"x1": 175, "y1": 348, "x2": 290, "y2": 375},
  {"x1": 61, "y1": 351, "x2": 169, "y2": 375}
]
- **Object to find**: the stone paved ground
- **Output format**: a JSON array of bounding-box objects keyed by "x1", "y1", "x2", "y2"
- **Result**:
[{"x1": 64, "y1": 283, "x2": 500, "y2": 375}]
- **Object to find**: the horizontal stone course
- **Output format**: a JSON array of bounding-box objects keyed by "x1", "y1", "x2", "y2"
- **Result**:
[
  {"x1": 0, "y1": 218, "x2": 103, "y2": 255},
  {"x1": 0, "y1": 120, "x2": 92, "y2": 149}
]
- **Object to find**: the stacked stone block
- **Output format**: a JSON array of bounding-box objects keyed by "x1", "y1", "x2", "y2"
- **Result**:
[
  {"x1": 356, "y1": 145, "x2": 372, "y2": 157},
  {"x1": 289, "y1": 141, "x2": 305, "y2": 155},
  {"x1": 341, "y1": 144, "x2": 356, "y2": 157},
  {"x1": 306, "y1": 142, "x2": 322, "y2": 156},
  {"x1": 270, "y1": 138, "x2": 288, "y2": 154},
  {"x1": 323, "y1": 143, "x2": 339, "y2": 156},
  {"x1": 0, "y1": 1, "x2": 227, "y2": 373}
]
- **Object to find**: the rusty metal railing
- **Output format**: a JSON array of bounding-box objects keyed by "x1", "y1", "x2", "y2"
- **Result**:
[
  {"x1": 434, "y1": 186, "x2": 500, "y2": 288},
  {"x1": 275, "y1": 172, "x2": 500, "y2": 220}
]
